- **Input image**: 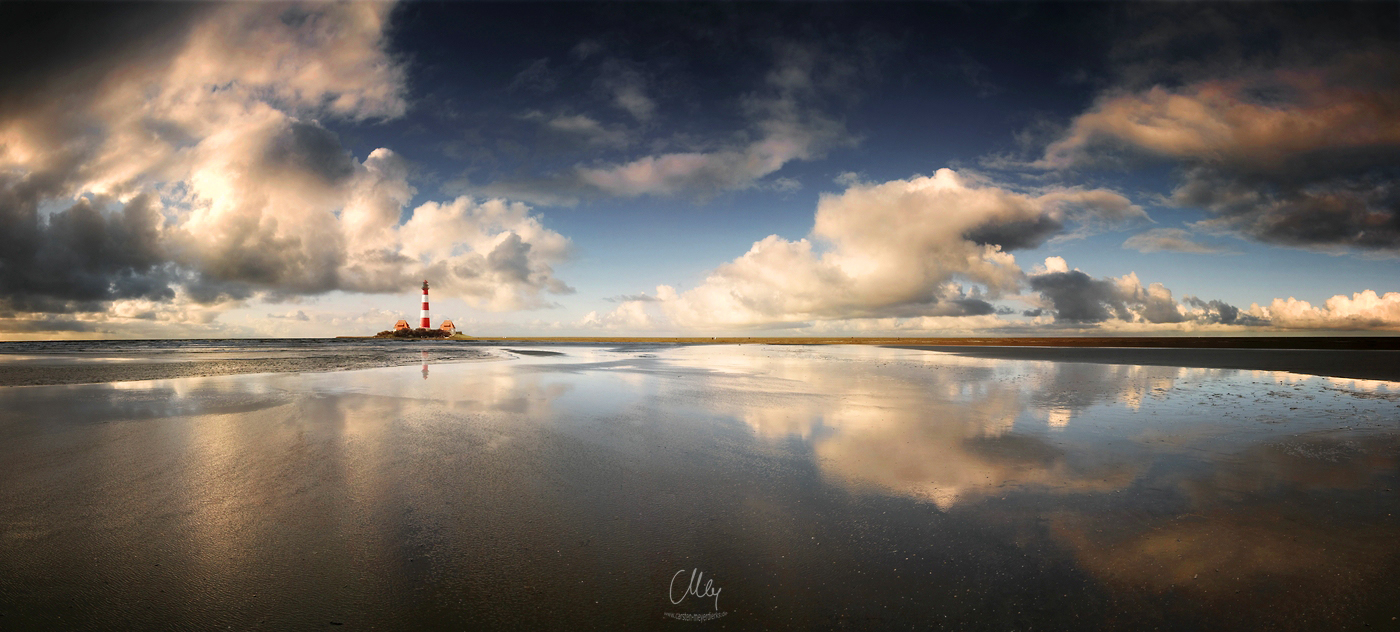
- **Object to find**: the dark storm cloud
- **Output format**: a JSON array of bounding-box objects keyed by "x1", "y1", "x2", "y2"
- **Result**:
[
  {"x1": 605, "y1": 293, "x2": 660, "y2": 303},
  {"x1": 261, "y1": 122, "x2": 358, "y2": 185},
  {"x1": 963, "y1": 214, "x2": 1064, "y2": 251},
  {"x1": 823, "y1": 294, "x2": 997, "y2": 320},
  {"x1": 1177, "y1": 159, "x2": 1400, "y2": 252},
  {"x1": 0, "y1": 190, "x2": 175, "y2": 312},
  {"x1": 0, "y1": 2, "x2": 207, "y2": 121},
  {"x1": 1042, "y1": 4, "x2": 1400, "y2": 251},
  {"x1": 0, "y1": 317, "x2": 100, "y2": 334},
  {"x1": 1102, "y1": 2, "x2": 1398, "y2": 91},
  {"x1": 1028, "y1": 270, "x2": 1128, "y2": 323},
  {"x1": 0, "y1": 3, "x2": 371, "y2": 313},
  {"x1": 1030, "y1": 268, "x2": 1260, "y2": 327},
  {"x1": 1181, "y1": 296, "x2": 1268, "y2": 327},
  {"x1": 1139, "y1": 287, "x2": 1185, "y2": 325},
  {"x1": 485, "y1": 233, "x2": 533, "y2": 285},
  {"x1": 947, "y1": 298, "x2": 996, "y2": 317}
]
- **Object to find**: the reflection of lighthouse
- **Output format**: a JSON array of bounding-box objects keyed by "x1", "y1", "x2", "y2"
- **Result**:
[
  {"x1": 420, "y1": 280, "x2": 431, "y2": 329},
  {"x1": 421, "y1": 350, "x2": 429, "y2": 380}
]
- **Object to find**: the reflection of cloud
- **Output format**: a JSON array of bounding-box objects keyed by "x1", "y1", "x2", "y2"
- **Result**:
[
  {"x1": 679, "y1": 346, "x2": 1152, "y2": 508},
  {"x1": 1047, "y1": 434, "x2": 1400, "y2": 626},
  {"x1": 1323, "y1": 376, "x2": 1400, "y2": 395},
  {"x1": 811, "y1": 397, "x2": 1137, "y2": 508},
  {"x1": 1022, "y1": 360, "x2": 1185, "y2": 419}
]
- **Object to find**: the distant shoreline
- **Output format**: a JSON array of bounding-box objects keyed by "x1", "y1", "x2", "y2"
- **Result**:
[
  {"x1": 893, "y1": 346, "x2": 1400, "y2": 384},
  {"x1": 339, "y1": 335, "x2": 1400, "y2": 350}
]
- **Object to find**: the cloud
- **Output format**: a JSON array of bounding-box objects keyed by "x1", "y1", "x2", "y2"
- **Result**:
[
  {"x1": 579, "y1": 300, "x2": 655, "y2": 330},
  {"x1": 1181, "y1": 296, "x2": 1245, "y2": 325},
  {"x1": 268, "y1": 310, "x2": 310, "y2": 321},
  {"x1": 598, "y1": 61, "x2": 656, "y2": 122},
  {"x1": 544, "y1": 114, "x2": 631, "y2": 148},
  {"x1": 591, "y1": 252, "x2": 1397, "y2": 333},
  {"x1": 587, "y1": 169, "x2": 1140, "y2": 330},
  {"x1": 395, "y1": 196, "x2": 575, "y2": 310},
  {"x1": 1022, "y1": 257, "x2": 1397, "y2": 331},
  {"x1": 1027, "y1": 259, "x2": 1262, "y2": 326},
  {"x1": 0, "y1": 317, "x2": 101, "y2": 335},
  {"x1": 1029, "y1": 269, "x2": 1135, "y2": 323},
  {"x1": 1122, "y1": 228, "x2": 1232, "y2": 254},
  {"x1": 767, "y1": 177, "x2": 802, "y2": 193},
  {"x1": 571, "y1": 39, "x2": 604, "y2": 60},
  {"x1": 604, "y1": 293, "x2": 660, "y2": 303},
  {"x1": 954, "y1": 48, "x2": 1002, "y2": 98},
  {"x1": 475, "y1": 42, "x2": 860, "y2": 203},
  {"x1": 0, "y1": 192, "x2": 174, "y2": 314},
  {"x1": 508, "y1": 58, "x2": 557, "y2": 94},
  {"x1": 0, "y1": 1, "x2": 577, "y2": 333},
  {"x1": 1040, "y1": 50, "x2": 1400, "y2": 252},
  {"x1": 0, "y1": 286, "x2": 255, "y2": 340},
  {"x1": 1259, "y1": 290, "x2": 1400, "y2": 330}
]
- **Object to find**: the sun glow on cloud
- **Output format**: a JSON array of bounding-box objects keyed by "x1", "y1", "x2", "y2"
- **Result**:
[
  {"x1": 0, "y1": 2, "x2": 572, "y2": 337},
  {"x1": 656, "y1": 168, "x2": 1144, "y2": 328},
  {"x1": 584, "y1": 169, "x2": 1368, "y2": 334}
]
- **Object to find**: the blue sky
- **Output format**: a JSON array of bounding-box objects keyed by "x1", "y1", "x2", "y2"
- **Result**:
[{"x1": 1, "y1": 1, "x2": 1398, "y2": 338}]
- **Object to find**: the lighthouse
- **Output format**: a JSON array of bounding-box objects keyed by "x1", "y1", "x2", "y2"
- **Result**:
[{"x1": 420, "y1": 280, "x2": 431, "y2": 329}]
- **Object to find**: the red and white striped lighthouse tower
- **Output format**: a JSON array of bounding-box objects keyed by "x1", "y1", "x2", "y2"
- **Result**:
[{"x1": 420, "y1": 280, "x2": 431, "y2": 329}]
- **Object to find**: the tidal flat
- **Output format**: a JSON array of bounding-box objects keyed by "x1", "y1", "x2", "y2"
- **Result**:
[{"x1": 2, "y1": 344, "x2": 1399, "y2": 629}]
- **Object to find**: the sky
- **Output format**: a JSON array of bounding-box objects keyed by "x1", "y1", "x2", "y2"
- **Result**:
[{"x1": 1, "y1": 1, "x2": 1398, "y2": 339}]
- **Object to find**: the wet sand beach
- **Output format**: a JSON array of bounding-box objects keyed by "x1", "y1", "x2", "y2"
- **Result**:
[
  {"x1": 0, "y1": 339, "x2": 497, "y2": 386},
  {"x1": 1, "y1": 343, "x2": 1399, "y2": 629},
  {"x1": 5, "y1": 336, "x2": 1397, "y2": 387}
]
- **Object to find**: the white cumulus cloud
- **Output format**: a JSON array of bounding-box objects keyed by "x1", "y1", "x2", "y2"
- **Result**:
[
  {"x1": 1258, "y1": 291, "x2": 1400, "y2": 330},
  {"x1": 588, "y1": 169, "x2": 1142, "y2": 330}
]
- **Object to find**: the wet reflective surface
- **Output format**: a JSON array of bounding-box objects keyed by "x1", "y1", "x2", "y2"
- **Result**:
[
  {"x1": 0, "y1": 339, "x2": 497, "y2": 386},
  {"x1": 2, "y1": 345, "x2": 1399, "y2": 629}
]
